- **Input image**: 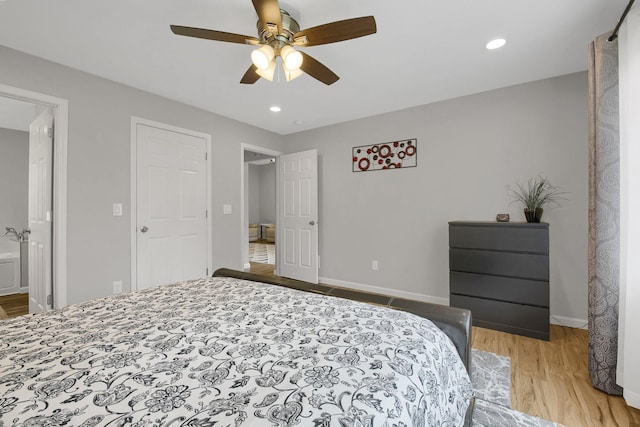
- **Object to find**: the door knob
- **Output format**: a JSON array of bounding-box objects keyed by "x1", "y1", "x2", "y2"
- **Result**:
[
  {"x1": 309, "y1": 221, "x2": 315, "y2": 226},
  {"x1": 140, "y1": 226, "x2": 149, "y2": 233}
]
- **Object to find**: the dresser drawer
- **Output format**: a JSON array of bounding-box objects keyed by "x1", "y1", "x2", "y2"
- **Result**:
[
  {"x1": 449, "y1": 223, "x2": 549, "y2": 254},
  {"x1": 450, "y1": 271, "x2": 549, "y2": 307},
  {"x1": 449, "y1": 248, "x2": 549, "y2": 281},
  {"x1": 450, "y1": 294, "x2": 549, "y2": 340}
]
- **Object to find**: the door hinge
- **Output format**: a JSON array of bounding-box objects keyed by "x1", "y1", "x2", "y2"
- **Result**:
[
  {"x1": 205, "y1": 210, "x2": 208, "y2": 219},
  {"x1": 206, "y1": 267, "x2": 209, "y2": 276},
  {"x1": 205, "y1": 152, "x2": 208, "y2": 160},
  {"x1": 47, "y1": 294, "x2": 53, "y2": 306}
]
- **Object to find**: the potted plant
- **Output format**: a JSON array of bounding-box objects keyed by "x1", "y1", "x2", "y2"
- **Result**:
[{"x1": 508, "y1": 176, "x2": 567, "y2": 223}]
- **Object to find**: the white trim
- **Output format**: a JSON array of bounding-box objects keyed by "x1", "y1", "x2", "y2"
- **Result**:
[
  {"x1": 321, "y1": 273, "x2": 590, "y2": 329},
  {"x1": 130, "y1": 116, "x2": 213, "y2": 291},
  {"x1": 0, "y1": 84, "x2": 68, "y2": 309},
  {"x1": 550, "y1": 314, "x2": 588, "y2": 329},
  {"x1": 240, "y1": 143, "x2": 282, "y2": 272},
  {"x1": 624, "y1": 389, "x2": 640, "y2": 410},
  {"x1": 319, "y1": 276, "x2": 450, "y2": 306}
]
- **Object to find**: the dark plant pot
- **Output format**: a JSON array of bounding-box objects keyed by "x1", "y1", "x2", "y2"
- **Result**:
[{"x1": 524, "y1": 207, "x2": 544, "y2": 223}]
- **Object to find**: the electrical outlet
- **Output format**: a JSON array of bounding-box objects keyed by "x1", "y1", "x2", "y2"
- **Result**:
[
  {"x1": 113, "y1": 280, "x2": 123, "y2": 294},
  {"x1": 372, "y1": 260, "x2": 378, "y2": 271},
  {"x1": 112, "y1": 203, "x2": 123, "y2": 216}
]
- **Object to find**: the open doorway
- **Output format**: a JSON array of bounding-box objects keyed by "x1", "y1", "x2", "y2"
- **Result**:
[
  {"x1": 241, "y1": 144, "x2": 281, "y2": 276},
  {"x1": 0, "y1": 84, "x2": 68, "y2": 316},
  {"x1": 0, "y1": 97, "x2": 33, "y2": 316}
]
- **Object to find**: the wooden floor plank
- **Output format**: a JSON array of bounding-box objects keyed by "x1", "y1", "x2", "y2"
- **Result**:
[
  {"x1": 0, "y1": 293, "x2": 28, "y2": 318},
  {"x1": 473, "y1": 325, "x2": 640, "y2": 427}
]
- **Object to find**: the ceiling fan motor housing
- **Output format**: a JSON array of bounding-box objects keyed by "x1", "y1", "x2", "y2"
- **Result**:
[{"x1": 257, "y1": 9, "x2": 300, "y2": 54}]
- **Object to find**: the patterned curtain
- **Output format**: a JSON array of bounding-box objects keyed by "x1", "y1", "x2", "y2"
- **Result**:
[{"x1": 587, "y1": 32, "x2": 623, "y2": 395}]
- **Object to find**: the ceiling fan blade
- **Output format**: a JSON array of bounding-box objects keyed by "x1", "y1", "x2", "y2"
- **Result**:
[
  {"x1": 240, "y1": 65, "x2": 261, "y2": 84},
  {"x1": 171, "y1": 25, "x2": 259, "y2": 45},
  {"x1": 299, "y1": 52, "x2": 339, "y2": 85},
  {"x1": 252, "y1": 0, "x2": 282, "y2": 35},
  {"x1": 293, "y1": 16, "x2": 376, "y2": 46}
]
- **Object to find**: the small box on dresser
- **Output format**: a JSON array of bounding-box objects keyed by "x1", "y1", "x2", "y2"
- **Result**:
[{"x1": 448, "y1": 221, "x2": 550, "y2": 340}]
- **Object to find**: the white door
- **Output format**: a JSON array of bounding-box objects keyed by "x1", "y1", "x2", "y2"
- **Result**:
[
  {"x1": 28, "y1": 109, "x2": 54, "y2": 313},
  {"x1": 135, "y1": 123, "x2": 208, "y2": 290},
  {"x1": 278, "y1": 149, "x2": 318, "y2": 283}
]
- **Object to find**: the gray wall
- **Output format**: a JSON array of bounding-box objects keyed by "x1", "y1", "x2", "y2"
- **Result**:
[
  {"x1": 0, "y1": 127, "x2": 29, "y2": 235},
  {"x1": 283, "y1": 72, "x2": 589, "y2": 325},
  {"x1": 247, "y1": 163, "x2": 276, "y2": 225},
  {"x1": 258, "y1": 163, "x2": 276, "y2": 223},
  {"x1": 247, "y1": 164, "x2": 261, "y2": 224},
  {"x1": 0, "y1": 44, "x2": 590, "y2": 324},
  {"x1": 0, "y1": 45, "x2": 283, "y2": 304}
]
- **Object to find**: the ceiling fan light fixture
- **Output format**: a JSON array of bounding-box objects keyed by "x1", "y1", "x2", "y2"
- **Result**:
[
  {"x1": 256, "y1": 59, "x2": 276, "y2": 81},
  {"x1": 281, "y1": 45, "x2": 303, "y2": 71},
  {"x1": 251, "y1": 45, "x2": 275, "y2": 69},
  {"x1": 284, "y1": 67, "x2": 303, "y2": 82},
  {"x1": 170, "y1": 3, "x2": 377, "y2": 86}
]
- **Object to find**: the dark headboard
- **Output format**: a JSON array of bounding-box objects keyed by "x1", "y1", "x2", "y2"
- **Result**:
[{"x1": 212, "y1": 268, "x2": 472, "y2": 372}]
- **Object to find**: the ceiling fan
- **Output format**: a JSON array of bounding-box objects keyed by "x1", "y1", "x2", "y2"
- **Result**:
[{"x1": 170, "y1": 0, "x2": 377, "y2": 85}]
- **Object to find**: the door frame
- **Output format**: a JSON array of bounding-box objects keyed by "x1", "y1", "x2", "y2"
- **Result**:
[
  {"x1": 0, "y1": 83, "x2": 68, "y2": 309},
  {"x1": 130, "y1": 116, "x2": 213, "y2": 291},
  {"x1": 240, "y1": 143, "x2": 282, "y2": 271}
]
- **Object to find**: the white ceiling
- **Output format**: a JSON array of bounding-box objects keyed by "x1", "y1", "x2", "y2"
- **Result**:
[{"x1": 0, "y1": 0, "x2": 626, "y2": 135}]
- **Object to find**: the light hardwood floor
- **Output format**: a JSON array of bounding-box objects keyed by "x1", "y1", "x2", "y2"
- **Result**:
[
  {"x1": 473, "y1": 325, "x2": 640, "y2": 427},
  {"x1": 2, "y1": 273, "x2": 639, "y2": 427},
  {"x1": 0, "y1": 293, "x2": 28, "y2": 318},
  {"x1": 249, "y1": 261, "x2": 277, "y2": 276}
]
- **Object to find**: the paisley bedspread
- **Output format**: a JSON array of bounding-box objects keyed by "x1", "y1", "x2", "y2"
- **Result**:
[{"x1": 0, "y1": 277, "x2": 472, "y2": 426}]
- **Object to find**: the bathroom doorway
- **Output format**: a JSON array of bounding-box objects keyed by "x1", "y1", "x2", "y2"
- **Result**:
[
  {"x1": 0, "y1": 85, "x2": 69, "y2": 314},
  {"x1": 0, "y1": 97, "x2": 36, "y2": 305}
]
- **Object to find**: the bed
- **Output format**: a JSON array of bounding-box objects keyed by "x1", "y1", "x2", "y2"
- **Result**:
[{"x1": 0, "y1": 268, "x2": 474, "y2": 426}]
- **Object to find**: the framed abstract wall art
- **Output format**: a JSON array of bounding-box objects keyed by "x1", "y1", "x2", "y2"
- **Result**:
[{"x1": 352, "y1": 138, "x2": 417, "y2": 172}]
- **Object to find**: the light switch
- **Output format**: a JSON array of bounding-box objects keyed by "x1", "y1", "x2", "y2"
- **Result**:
[
  {"x1": 113, "y1": 203, "x2": 123, "y2": 217},
  {"x1": 223, "y1": 204, "x2": 232, "y2": 215}
]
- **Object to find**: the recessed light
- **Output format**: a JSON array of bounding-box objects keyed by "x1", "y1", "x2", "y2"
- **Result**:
[
  {"x1": 270, "y1": 106, "x2": 281, "y2": 112},
  {"x1": 295, "y1": 120, "x2": 304, "y2": 125},
  {"x1": 486, "y1": 38, "x2": 506, "y2": 50}
]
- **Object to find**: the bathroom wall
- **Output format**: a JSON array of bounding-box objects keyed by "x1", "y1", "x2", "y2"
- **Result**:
[{"x1": 0, "y1": 127, "x2": 29, "y2": 237}]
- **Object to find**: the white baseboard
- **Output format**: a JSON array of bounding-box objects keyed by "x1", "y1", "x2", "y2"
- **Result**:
[
  {"x1": 319, "y1": 276, "x2": 449, "y2": 306},
  {"x1": 320, "y1": 276, "x2": 589, "y2": 329},
  {"x1": 550, "y1": 314, "x2": 588, "y2": 329},
  {"x1": 624, "y1": 389, "x2": 640, "y2": 410},
  {"x1": 20, "y1": 286, "x2": 28, "y2": 294}
]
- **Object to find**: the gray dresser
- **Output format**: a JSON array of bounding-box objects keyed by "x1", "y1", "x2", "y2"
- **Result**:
[{"x1": 448, "y1": 221, "x2": 550, "y2": 340}]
